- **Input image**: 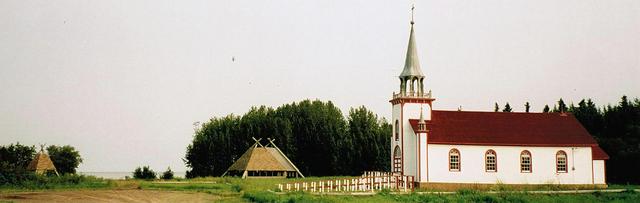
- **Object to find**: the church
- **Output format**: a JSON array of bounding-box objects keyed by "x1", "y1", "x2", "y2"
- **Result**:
[{"x1": 390, "y1": 11, "x2": 608, "y2": 189}]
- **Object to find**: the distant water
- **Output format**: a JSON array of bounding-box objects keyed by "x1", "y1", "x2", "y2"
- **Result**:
[{"x1": 80, "y1": 172, "x2": 186, "y2": 180}]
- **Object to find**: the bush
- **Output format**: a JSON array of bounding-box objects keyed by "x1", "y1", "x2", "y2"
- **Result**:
[
  {"x1": 231, "y1": 184, "x2": 244, "y2": 192},
  {"x1": 242, "y1": 191, "x2": 280, "y2": 203},
  {"x1": 161, "y1": 167, "x2": 174, "y2": 180},
  {"x1": 0, "y1": 173, "x2": 110, "y2": 190},
  {"x1": 47, "y1": 145, "x2": 83, "y2": 175},
  {"x1": 133, "y1": 166, "x2": 156, "y2": 180}
]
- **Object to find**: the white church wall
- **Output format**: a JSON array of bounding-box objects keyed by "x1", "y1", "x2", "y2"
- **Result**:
[
  {"x1": 402, "y1": 120, "x2": 417, "y2": 177},
  {"x1": 427, "y1": 144, "x2": 594, "y2": 184},
  {"x1": 419, "y1": 132, "x2": 427, "y2": 182},
  {"x1": 401, "y1": 103, "x2": 430, "y2": 178},
  {"x1": 593, "y1": 160, "x2": 606, "y2": 184},
  {"x1": 391, "y1": 104, "x2": 402, "y2": 171}
]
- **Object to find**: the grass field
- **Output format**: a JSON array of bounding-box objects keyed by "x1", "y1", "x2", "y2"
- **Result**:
[{"x1": 2, "y1": 175, "x2": 640, "y2": 202}]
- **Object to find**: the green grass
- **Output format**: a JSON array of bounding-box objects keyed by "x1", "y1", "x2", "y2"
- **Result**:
[
  {"x1": 240, "y1": 189, "x2": 640, "y2": 203},
  {"x1": 0, "y1": 174, "x2": 112, "y2": 191},
  {"x1": 2, "y1": 176, "x2": 640, "y2": 202}
]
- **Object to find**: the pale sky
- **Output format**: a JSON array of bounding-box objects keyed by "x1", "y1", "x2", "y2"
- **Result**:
[{"x1": 1, "y1": 0, "x2": 638, "y2": 172}]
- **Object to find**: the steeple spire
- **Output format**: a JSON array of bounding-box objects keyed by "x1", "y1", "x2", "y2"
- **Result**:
[{"x1": 398, "y1": 5, "x2": 426, "y2": 97}]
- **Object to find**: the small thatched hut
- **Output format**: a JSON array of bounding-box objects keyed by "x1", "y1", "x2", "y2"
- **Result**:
[
  {"x1": 222, "y1": 138, "x2": 304, "y2": 178},
  {"x1": 27, "y1": 145, "x2": 59, "y2": 176}
]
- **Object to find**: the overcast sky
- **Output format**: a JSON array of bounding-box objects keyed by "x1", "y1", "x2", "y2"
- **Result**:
[{"x1": 1, "y1": 0, "x2": 638, "y2": 172}]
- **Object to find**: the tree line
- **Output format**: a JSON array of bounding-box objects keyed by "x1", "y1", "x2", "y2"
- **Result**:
[
  {"x1": 0, "y1": 143, "x2": 82, "y2": 184},
  {"x1": 184, "y1": 100, "x2": 391, "y2": 178}
]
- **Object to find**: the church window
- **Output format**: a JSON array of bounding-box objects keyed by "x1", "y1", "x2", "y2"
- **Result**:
[
  {"x1": 393, "y1": 146, "x2": 402, "y2": 173},
  {"x1": 520, "y1": 150, "x2": 532, "y2": 173},
  {"x1": 556, "y1": 150, "x2": 568, "y2": 173},
  {"x1": 395, "y1": 120, "x2": 399, "y2": 141},
  {"x1": 485, "y1": 150, "x2": 497, "y2": 172},
  {"x1": 449, "y1": 148, "x2": 460, "y2": 172}
]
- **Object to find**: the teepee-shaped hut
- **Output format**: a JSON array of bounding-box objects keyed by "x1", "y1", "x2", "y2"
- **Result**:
[
  {"x1": 27, "y1": 145, "x2": 59, "y2": 176},
  {"x1": 222, "y1": 138, "x2": 304, "y2": 178}
]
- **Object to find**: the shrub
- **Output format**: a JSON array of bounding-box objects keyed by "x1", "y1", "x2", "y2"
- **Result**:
[
  {"x1": 242, "y1": 191, "x2": 280, "y2": 203},
  {"x1": 231, "y1": 184, "x2": 244, "y2": 192},
  {"x1": 160, "y1": 167, "x2": 174, "y2": 180},
  {"x1": 133, "y1": 166, "x2": 156, "y2": 180},
  {"x1": 46, "y1": 145, "x2": 83, "y2": 175}
]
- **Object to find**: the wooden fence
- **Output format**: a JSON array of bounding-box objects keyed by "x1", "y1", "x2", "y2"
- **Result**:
[{"x1": 278, "y1": 171, "x2": 414, "y2": 193}]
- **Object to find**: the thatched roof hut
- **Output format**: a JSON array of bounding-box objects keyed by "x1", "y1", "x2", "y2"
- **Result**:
[
  {"x1": 26, "y1": 146, "x2": 59, "y2": 176},
  {"x1": 222, "y1": 138, "x2": 304, "y2": 178}
]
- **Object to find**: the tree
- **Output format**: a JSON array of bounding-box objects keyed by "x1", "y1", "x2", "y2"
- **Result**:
[
  {"x1": 0, "y1": 143, "x2": 35, "y2": 184},
  {"x1": 502, "y1": 103, "x2": 512, "y2": 112},
  {"x1": 0, "y1": 143, "x2": 35, "y2": 168},
  {"x1": 346, "y1": 106, "x2": 390, "y2": 175},
  {"x1": 133, "y1": 166, "x2": 156, "y2": 180},
  {"x1": 161, "y1": 167, "x2": 174, "y2": 180},
  {"x1": 184, "y1": 99, "x2": 390, "y2": 178},
  {"x1": 556, "y1": 98, "x2": 567, "y2": 113},
  {"x1": 46, "y1": 145, "x2": 83, "y2": 175},
  {"x1": 525, "y1": 102, "x2": 530, "y2": 113},
  {"x1": 543, "y1": 105, "x2": 550, "y2": 113},
  {"x1": 494, "y1": 102, "x2": 499, "y2": 112}
]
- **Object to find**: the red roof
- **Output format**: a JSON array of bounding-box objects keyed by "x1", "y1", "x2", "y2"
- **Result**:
[
  {"x1": 591, "y1": 146, "x2": 609, "y2": 160},
  {"x1": 409, "y1": 111, "x2": 606, "y2": 154}
]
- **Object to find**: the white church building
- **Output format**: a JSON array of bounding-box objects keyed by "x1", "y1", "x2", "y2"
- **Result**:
[{"x1": 390, "y1": 12, "x2": 609, "y2": 189}]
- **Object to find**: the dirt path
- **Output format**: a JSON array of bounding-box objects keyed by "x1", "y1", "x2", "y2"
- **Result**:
[{"x1": 0, "y1": 189, "x2": 223, "y2": 203}]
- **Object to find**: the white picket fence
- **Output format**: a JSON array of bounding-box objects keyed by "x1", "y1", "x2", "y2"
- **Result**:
[{"x1": 278, "y1": 171, "x2": 414, "y2": 193}]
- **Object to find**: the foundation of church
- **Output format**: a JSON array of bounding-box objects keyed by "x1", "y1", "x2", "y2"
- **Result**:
[{"x1": 415, "y1": 182, "x2": 608, "y2": 191}]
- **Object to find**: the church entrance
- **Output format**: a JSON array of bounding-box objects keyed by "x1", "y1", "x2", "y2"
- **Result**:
[{"x1": 393, "y1": 146, "x2": 402, "y2": 174}]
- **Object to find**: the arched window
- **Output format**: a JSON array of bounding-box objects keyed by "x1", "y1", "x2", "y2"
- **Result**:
[
  {"x1": 485, "y1": 149, "x2": 497, "y2": 172},
  {"x1": 449, "y1": 149, "x2": 460, "y2": 172},
  {"x1": 393, "y1": 146, "x2": 402, "y2": 173},
  {"x1": 394, "y1": 120, "x2": 399, "y2": 141},
  {"x1": 520, "y1": 150, "x2": 532, "y2": 173},
  {"x1": 556, "y1": 150, "x2": 567, "y2": 173}
]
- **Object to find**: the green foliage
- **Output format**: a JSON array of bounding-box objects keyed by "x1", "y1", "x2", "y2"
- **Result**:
[
  {"x1": 494, "y1": 102, "x2": 499, "y2": 112},
  {"x1": 161, "y1": 167, "x2": 174, "y2": 180},
  {"x1": 46, "y1": 145, "x2": 83, "y2": 175},
  {"x1": 345, "y1": 106, "x2": 391, "y2": 174},
  {"x1": 0, "y1": 174, "x2": 110, "y2": 190},
  {"x1": 0, "y1": 143, "x2": 35, "y2": 185},
  {"x1": 0, "y1": 142, "x2": 35, "y2": 169},
  {"x1": 184, "y1": 100, "x2": 390, "y2": 177},
  {"x1": 525, "y1": 102, "x2": 530, "y2": 113},
  {"x1": 543, "y1": 105, "x2": 550, "y2": 113},
  {"x1": 133, "y1": 166, "x2": 156, "y2": 180}
]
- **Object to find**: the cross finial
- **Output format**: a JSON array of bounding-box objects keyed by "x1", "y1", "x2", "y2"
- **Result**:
[{"x1": 411, "y1": 4, "x2": 415, "y2": 25}]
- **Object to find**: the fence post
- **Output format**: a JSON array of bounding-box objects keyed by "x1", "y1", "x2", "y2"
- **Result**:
[
  {"x1": 403, "y1": 176, "x2": 407, "y2": 192},
  {"x1": 279, "y1": 184, "x2": 283, "y2": 192},
  {"x1": 371, "y1": 177, "x2": 374, "y2": 191}
]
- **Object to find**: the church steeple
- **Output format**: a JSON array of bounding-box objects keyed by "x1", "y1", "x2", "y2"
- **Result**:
[{"x1": 398, "y1": 5, "x2": 427, "y2": 98}]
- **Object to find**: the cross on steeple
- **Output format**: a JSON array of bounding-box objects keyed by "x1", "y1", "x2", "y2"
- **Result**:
[{"x1": 411, "y1": 4, "x2": 415, "y2": 24}]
